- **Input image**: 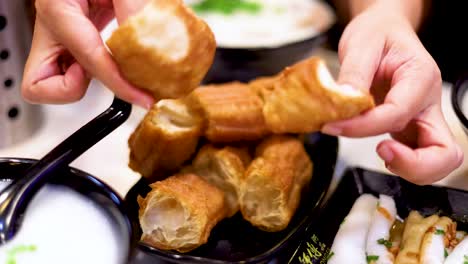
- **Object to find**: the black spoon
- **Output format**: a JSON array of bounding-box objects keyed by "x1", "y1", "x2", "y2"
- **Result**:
[{"x1": 0, "y1": 97, "x2": 132, "y2": 244}]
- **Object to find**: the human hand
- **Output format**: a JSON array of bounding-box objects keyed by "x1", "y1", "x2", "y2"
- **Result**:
[
  {"x1": 321, "y1": 1, "x2": 463, "y2": 184},
  {"x1": 21, "y1": 0, "x2": 154, "y2": 108}
]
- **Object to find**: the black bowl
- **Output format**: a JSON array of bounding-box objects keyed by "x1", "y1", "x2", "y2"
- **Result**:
[
  {"x1": 0, "y1": 158, "x2": 137, "y2": 264},
  {"x1": 201, "y1": 2, "x2": 336, "y2": 84},
  {"x1": 452, "y1": 74, "x2": 468, "y2": 135},
  {"x1": 125, "y1": 133, "x2": 338, "y2": 264},
  {"x1": 203, "y1": 34, "x2": 329, "y2": 84}
]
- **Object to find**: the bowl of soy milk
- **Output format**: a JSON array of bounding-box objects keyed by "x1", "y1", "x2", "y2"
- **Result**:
[
  {"x1": 0, "y1": 158, "x2": 136, "y2": 264},
  {"x1": 185, "y1": 0, "x2": 336, "y2": 83}
]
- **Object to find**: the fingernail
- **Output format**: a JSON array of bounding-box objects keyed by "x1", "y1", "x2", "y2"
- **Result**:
[
  {"x1": 137, "y1": 98, "x2": 154, "y2": 110},
  {"x1": 378, "y1": 145, "x2": 394, "y2": 163},
  {"x1": 321, "y1": 125, "x2": 342, "y2": 136}
]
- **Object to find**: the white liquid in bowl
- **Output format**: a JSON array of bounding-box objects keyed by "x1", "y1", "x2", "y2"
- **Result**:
[
  {"x1": 186, "y1": 0, "x2": 336, "y2": 48},
  {"x1": 0, "y1": 181, "x2": 126, "y2": 264}
]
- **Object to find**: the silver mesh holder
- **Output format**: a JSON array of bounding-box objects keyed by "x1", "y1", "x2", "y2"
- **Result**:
[{"x1": 0, "y1": 1, "x2": 42, "y2": 149}]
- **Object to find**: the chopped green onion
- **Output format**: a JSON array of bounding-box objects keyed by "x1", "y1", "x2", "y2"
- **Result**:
[
  {"x1": 444, "y1": 248, "x2": 448, "y2": 258},
  {"x1": 191, "y1": 0, "x2": 262, "y2": 15},
  {"x1": 435, "y1": 229, "x2": 445, "y2": 235},
  {"x1": 377, "y1": 238, "x2": 392, "y2": 248},
  {"x1": 6, "y1": 244, "x2": 37, "y2": 264},
  {"x1": 326, "y1": 251, "x2": 335, "y2": 261},
  {"x1": 366, "y1": 255, "x2": 379, "y2": 263}
]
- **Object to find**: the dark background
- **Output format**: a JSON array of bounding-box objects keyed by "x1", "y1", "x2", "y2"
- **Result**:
[{"x1": 325, "y1": 0, "x2": 468, "y2": 84}]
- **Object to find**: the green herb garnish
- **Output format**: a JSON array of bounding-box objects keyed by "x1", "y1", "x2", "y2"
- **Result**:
[
  {"x1": 6, "y1": 245, "x2": 37, "y2": 264},
  {"x1": 377, "y1": 238, "x2": 392, "y2": 248},
  {"x1": 366, "y1": 255, "x2": 379, "y2": 263},
  {"x1": 191, "y1": 0, "x2": 262, "y2": 15},
  {"x1": 326, "y1": 251, "x2": 334, "y2": 261},
  {"x1": 464, "y1": 255, "x2": 468, "y2": 264},
  {"x1": 444, "y1": 248, "x2": 448, "y2": 258},
  {"x1": 435, "y1": 229, "x2": 445, "y2": 235}
]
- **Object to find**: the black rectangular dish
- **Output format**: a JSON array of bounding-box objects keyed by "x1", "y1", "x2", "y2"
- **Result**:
[
  {"x1": 288, "y1": 167, "x2": 468, "y2": 264},
  {"x1": 125, "y1": 133, "x2": 338, "y2": 264}
]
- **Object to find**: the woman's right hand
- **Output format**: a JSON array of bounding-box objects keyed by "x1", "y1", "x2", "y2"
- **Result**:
[{"x1": 322, "y1": 1, "x2": 463, "y2": 184}]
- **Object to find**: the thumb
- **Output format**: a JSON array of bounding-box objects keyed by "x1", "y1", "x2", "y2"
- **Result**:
[
  {"x1": 336, "y1": 35, "x2": 384, "y2": 91},
  {"x1": 113, "y1": 0, "x2": 149, "y2": 23}
]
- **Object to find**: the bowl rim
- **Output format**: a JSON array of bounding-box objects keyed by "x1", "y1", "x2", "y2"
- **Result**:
[
  {"x1": 0, "y1": 157, "x2": 137, "y2": 264},
  {"x1": 212, "y1": 0, "x2": 336, "y2": 50},
  {"x1": 451, "y1": 75, "x2": 468, "y2": 129}
]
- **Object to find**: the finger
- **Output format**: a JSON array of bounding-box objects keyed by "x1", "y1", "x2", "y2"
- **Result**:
[
  {"x1": 44, "y1": 3, "x2": 154, "y2": 108},
  {"x1": 91, "y1": 7, "x2": 115, "y2": 31},
  {"x1": 322, "y1": 58, "x2": 439, "y2": 137},
  {"x1": 113, "y1": 0, "x2": 148, "y2": 23},
  {"x1": 336, "y1": 32, "x2": 384, "y2": 91},
  {"x1": 22, "y1": 22, "x2": 90, "y2": 104},
  {"x1": 376, "y1": 105, "x2": 463, "y2": 185}
]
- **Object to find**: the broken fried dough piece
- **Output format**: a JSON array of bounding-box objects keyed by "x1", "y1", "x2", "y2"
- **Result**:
[
  {"x1": 187, "y1": 144, "x2": 251, "y2": 217},
  {"x1": 107, "y1": 0, "x2": 215, "y2": 100},
  {"x1": 262, "y1": 57, "x2": 375, "y2": 133},
  {"x1": 128, "y1": 99, "x2": 203, "y2": 180},
  {"x1": 188, "y1": 82, "x2": 268, "y2": 142},
  {"x1": 239, "y1": 135, "x2": 313, "y2": 232},
  {"x1": 138, "y1": 173, "x2": 228, "y2": 252},
  {"x1": 395, "y1": 211, "x2": 439, "y2": 264}
]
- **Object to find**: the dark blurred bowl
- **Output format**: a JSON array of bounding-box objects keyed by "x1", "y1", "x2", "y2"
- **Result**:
[
  {"x1": 201, "y1": 2, "x2": 336, "y2": 84},
  {"x1": 0, "y1": 158, "x2": 137, "y2": 264},
  {"x1": 451, "y1": 75, "x2": 468, "y2": 135},
  {"x1": 203, "y1": 34, "x2": 329, "y2": 84}
]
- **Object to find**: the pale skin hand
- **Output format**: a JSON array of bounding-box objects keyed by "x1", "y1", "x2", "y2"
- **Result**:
[
  {"x1": 322, "y1": 0, "x2": 463, "y2": 184},
  {"x1": 21, "y1": 0, "x2": 154, "y2": 109}
]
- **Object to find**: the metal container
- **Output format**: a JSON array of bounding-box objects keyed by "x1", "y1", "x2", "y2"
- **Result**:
[{"x1": 0, "y1": 0, "x2": 42, "y2": 149}]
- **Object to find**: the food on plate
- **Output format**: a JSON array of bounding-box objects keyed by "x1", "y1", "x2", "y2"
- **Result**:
[
  {"x1": 239, "y1": 135, "x2": 313, "y2": 232},
  {"x1": 129, "y1": 55, "x2": 370, "y2": 252},
  {"x1": 248, "y1": 76, "x2": 277, "y2": 102},
  {"x1": 420, "y1": 217, "x2": 456, "y2": 264},
  {"x1": 186, "y1": 0, "x2": 335, "y2": 48},
  {"x1": 261, "y1": 57, "x2": 375, "y2": 133},
  {"x1": 329, "y1": 194, "x2": 467, "y2": 264},
  {"x1": 107, "y1": 0, "x2": 215, "y2": 100},
  {"x1": 128, "y1": 99, "x2": 203, "y2": 179},
  {"x1": 138, "y1": 173, "x2": 228, "y2": 252},
  {"x1": 185, "y1": 144, "x2": 251, "y2": 217},
  {"x1": 366, "y1": 195, "x2": 397, "y2": 264},
  {"x1": 0, "y1": 182, "x2": 125, "y2": 264},
  {"x1": 445, "y1": 236, "x2": 468, "y2": 263},
  {"x1": 187, "y1": 82, "x2": 268, "y2": 142},
  {"x1": 395, "y1": 211, "x2": 439, "y2": 264},
  {"x1": 328, "y1": 194, "x2": 378, "y2": 264}
]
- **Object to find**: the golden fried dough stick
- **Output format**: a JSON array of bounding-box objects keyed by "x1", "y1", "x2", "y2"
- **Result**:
[
  {"x1": 261, "y1": 56, "x2": 375, "y2": 133},
  {"x1": 186, "y1": 144, "x2": 251, "y2": 217},
  {"x1": 138, "y1": 174, "x2": 228, "y2": 252},
  {"x1": 107, "y1": 0, "x2": 215, "y2": 100},
  {"x1": 188, "y1": 82, "x2": 268, "y2": 142},
  {"x1": 239, "y1": 135, "x2": 313, "y2": 232},
  {"x1": 395, "y1": 211, "x2": 439, "y2": 264},
  {"x1": 128, "y1": 99, "x2": 203, "y2": 180}
]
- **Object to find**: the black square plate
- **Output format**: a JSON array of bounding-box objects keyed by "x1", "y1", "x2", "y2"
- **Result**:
[{"x1": 288, "y1": 168, "x2": 468, "y2": 264}]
